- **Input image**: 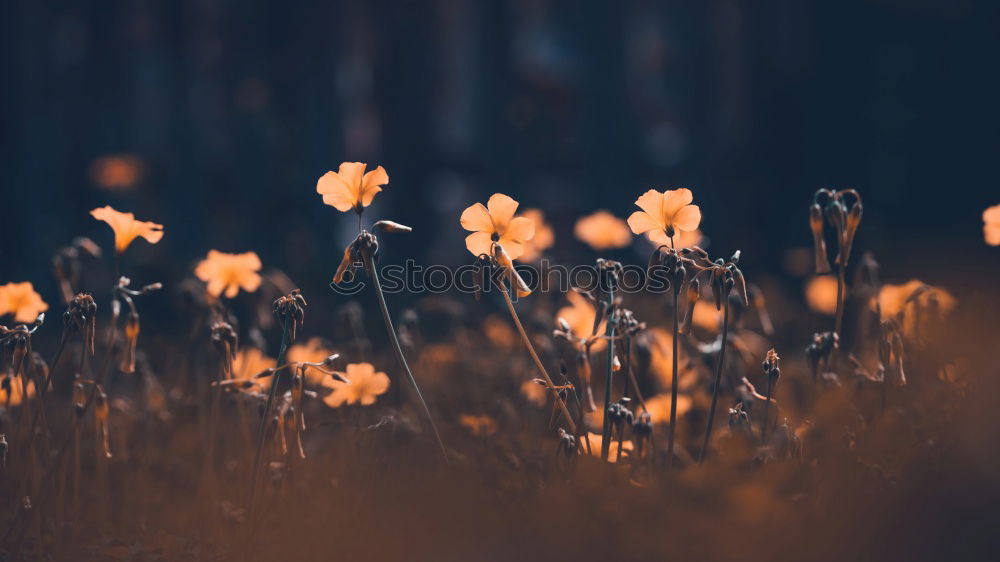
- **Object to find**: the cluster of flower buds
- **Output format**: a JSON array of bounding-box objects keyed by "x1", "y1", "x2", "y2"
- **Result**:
[
  {"x1": 805, "y1": 331, "x2": 839, "y2": 382},
  {"x1": 615, "y1": 308, "x2": 646, "y2": 339},
  {"x1": 273, "y1": 289, "x2": 307, "y2": 342},
  {"x1": 762, "y1": 348, "x2": 781, "y2": 388},
  {"x1": 1, "y1": 315, "x2": 42, "y2": 377},
  {"x1": 648, "y1": 246, "x2": 687, "y2": 295},
  {"x1": 65, "y1": 294, "x2": 98, "y2": 355},
  {"x1": 728, "y1": 402, "x2": 752, "y2": 435},
  {"x1": 811, "y1": 189, "x2": 863, "y2": 274},
  {"x1": 332, "y1": 221, "x2": 412, "y2": 286},
  {"x1": 556, "y1": 427, "x2": 576, "y2": 462},
  {"x1": 607, "y1": 397, "x2": 635, "y2": 430}
]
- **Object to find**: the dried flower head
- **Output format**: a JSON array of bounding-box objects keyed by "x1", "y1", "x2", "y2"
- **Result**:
[
  {"x1": 574, "y1": 211, "x2": 632, "y2": 250},
  {"x1": 627, "y1": 188, "x2": 702, "y2": 242},
  {"x1": 273, "y1": 289, "x2": 307, "y2": 341},
  {"x1": 322, "y1": 362, "x2": 389, "y2": 407},
  {"x1": 316, "y1": 162, "x2": 389, "y2": 212},
  {"x1": 195, "y1": 250, "x2": 262, "y2": 298},
  {"x1": 90, "y1": 206, "x2": 164, "y2": 254},
  {"x1": 0, "y1": 282, "x2": 48, "y2": 324},
  {"x1": 65, "y1": 293, "x2": 98, "y2": 354},
  {"x1": 460, "y1": 193, "x2": 535, "y2": 259}
]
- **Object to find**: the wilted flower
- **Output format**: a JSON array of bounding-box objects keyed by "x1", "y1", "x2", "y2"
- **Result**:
[
  {"x1": 805, "y1": 275, "x2": 839, "y2": 316},
  {"x1": 0, "y1": 282, "x2": 48, "y2": 323},
  {"x1": 316, "y1": 162, "x2": 388, "y2": 212},
  {"x1": 460, "y1": 193, "x2": 535, "y2": 259},
  {"x1": 627, "y1": 188, "x2": 702, "y2": 243},
  {"x1": 90, "y1": 206, "x2": 164, "y2": 254},
  {"x1": 194, "y1": 250, "x2": 262, "y2": 298},
  {"x1": 519, "y1": 209, "x2": 555, "y2": 261},
  {"x1": 322, "y1": 362, "x2": 389, "y2": 407},
  {"x1": 983, "y1": 204, "x2": 1000, "y2": 246},
  {"x1": 574, "y1": 210, "x2": 631, "y2": 250}
]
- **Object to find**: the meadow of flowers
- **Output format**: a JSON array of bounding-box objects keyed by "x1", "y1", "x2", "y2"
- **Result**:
[{"x1": 1, "y1": 164, "x2": 998, "y2": 560}]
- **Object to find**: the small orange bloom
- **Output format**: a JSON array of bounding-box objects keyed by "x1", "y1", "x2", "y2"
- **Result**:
[
  {"x1": 316, "y1": 162, "x2": 388, "y2": 212},
  {"x1": 627, "y1": 188, "x2": 701, "y2": 242},
  {"x1": 231, "y1": 348, "x2": 277, "y2": 392},
  {"x1": 286, "y1": 337, "x2": 336, "y2": 385},
  {"x1": 585, "y1": 432, "x2": 634, "y2": 463},
  {"x1": 322, "y1": 362, "x2": 389, "y2": 407},
  {"x1": 556, "y1": 290, "x2": 606, "y2": 352},
  {"x1": 645, "y1": 393, "x2": 693, "y2": 424},
  {"x1": 458, "y1": 414, "x2": 498, "y2": 437},
  {"x1": 805, "y1": 275, "x2": 839, "y2": 316},
  {"x1": 0, "y1": 282, "x2": 48, "y2": 323},
  {"x1": 460, "y1": 193, "x2": 535, "y2": 259},
  {"x1": 0, "y1": 376, "x2": 36, "y2": 408},
  {"x1": 984, "y1": 204, "x2": 1000, "y2": 246},
  {"x1": 90, "y1": 206, "x2": 164, "y2": 254},
  {"x1": 519, "y1": 209, "x2": 554, "y2": 261},
  {"x1": 194, "y1": 250, "x2": 262, "y2": 298},
  {"x1": 574, "y1": 211, "x2": 632, "y2": 250},
  {"x1": 90, "y1": 155, "x2": 143, "y2": 191}
]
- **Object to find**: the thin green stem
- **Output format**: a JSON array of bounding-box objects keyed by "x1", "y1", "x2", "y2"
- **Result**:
[
  {"x1": 698, "y1": 298, "x2": 730, "y2": 464},
  {"x1": 600, "y1": 286, "x2": 615, "y2": 462},
  {"x1": 667, "y1": 285, "x2": 679, "y2": 468},
  {"x1": 364, "y1": 252, "x2": 450, "y2": 464},
  {"x1": 500, "y1": 284, "x2": 577, "y2": 435}
]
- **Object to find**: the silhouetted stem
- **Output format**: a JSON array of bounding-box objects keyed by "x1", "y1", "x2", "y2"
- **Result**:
[
  {"x1": 364, "y1": 252, "x2": 450, "y2": 464},
  {"x1": 248, "y1": 315, "x2": 290, "y2": 519},
  {"x1": 600, "y1": 286, "x2": 615, "y2": 462},
  {"x1": 500, "y1": 284, "x2": 577, "y2": 435},
  {"x1": 698, "y1": 299, "x2": 730, "y2": 463},
  {"x1": 667, "y1": 285, "x2": 680, "y2": 468}
]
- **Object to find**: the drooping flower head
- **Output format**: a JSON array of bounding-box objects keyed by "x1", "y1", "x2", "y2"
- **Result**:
[
  {"x1": 0, "y1": 282, "x2": 48, "y2": 323},
  {"x1": 984, "y1": 204, "x2": 1000, "y2": 246},
  {"x1": 322, "y1": 362, "x2": 389, "y2": 407},
  {"x1": 574, "y1": 211, "x2": 632, "y2": 251},
  {"x1": 316, "y1": 162, "x2": 389, "y2": 213},
  {"x1": 194, "y1": 250, "x2": 262, "y2": 298},
  {"x1": 626, "y1": 188, "x2": 701, "y2": 245},
  {"x1": 90, "y1": 206, "x2": 164, "y2": 254},
  {"x1": 460, "y1": 193, "x2": 535, "y2": 259}
]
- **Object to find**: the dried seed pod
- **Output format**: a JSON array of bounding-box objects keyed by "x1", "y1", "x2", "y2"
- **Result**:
[
  {"x1": 372, "y1": 220, "x2": 413, "y2": 233},
  {"x1": 95, "y1": 386, "x2": 112, "y2": 458},
  {"x1": 119, "y1": 311, "x2": 140, "y2": 374}
]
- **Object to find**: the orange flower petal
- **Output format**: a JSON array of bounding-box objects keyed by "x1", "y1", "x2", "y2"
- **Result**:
[
  {"x1": 316, "y1": 171, "x2": 356, "y2": 212},
  {"x1": 634, "y1": 190, "x2": 665, "y2": 228},
  {"x1": 487, "y1": 193, "x2": 519, "y2": 231},
  {"x1": 627, "y1": 210, "x2": 661, "y2": 235},
  {"x1": 465, "y1": 231, "x2": 494, "y2": 257},
  {"x1": 504, "y1": 216, "x2": 535, "y2": 243},
  {"x1": 672, "y1": 204, "x2": 702, "y2": 232},
  {"x1": 460, "y1": 202, "x2": 494, "y2": 233},
  {"x1": 359, "y1": 165, "x2": 388, "y2": 207},
  {"x1": 661, "y1": 188, "x2": 693, "y2": 219},
  {"x1": 497, "y1": 237, "x2": 524, "y2": 260}
]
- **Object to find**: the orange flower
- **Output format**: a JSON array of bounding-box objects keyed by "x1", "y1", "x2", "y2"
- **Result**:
[
  {"x1": 316, "y1": 162, "x2": 388, "y2": 212},
  {"x1": 805, "y1": 275, "x2": 839, "y2": 316},
  {"x1": 460, "y1": 193, "x2": 535, "y2": 259},
  {"x1": 194, "y1": 250, "x2": 262, "y2": 298},
  {"x1": 984, "y1": 204, "x2": 1000, "y2": 246},
  {"x1": 286, "y1": 337, "x2": 337, "y2": 385},
  {"x1": 645, "y1": 393, "x2": 693, "y2": 424},
  {"x1": 556, "y1": 290, "x2": 606, "y2": 352},
  {"x1": 874, "y1": 279, "x2": 956, "y2": 337},
  {"x1": 0, "y1": 376, "x2": 36, "y2": 408},
  {"x1": 574, "y1": 211, "x2": 632, "y2": 250},
  {"x1": 90, "y1": 155, "x2": 143, "y2": 191},
  {"x1": 0, "y1": 282, "x2": 48, "y2": 324},
  {"x1": 519, "y1": 209, "x2": 554, "y2": 261},
  {"x1": 322, "y1": 362, "x2": 389, "y2": 407},
  {"x1": 231, "y1": 348, "x2": 277, "y2": 392},
  {"x1": 90, "y1": 206, "x2": 164, "y2": 253},
  {"x1": 626, "y1": 188, "x2": 702, "y2": 243},
  {"x1": 646, "y1": 228, "x2": 703, "y2": 249},
  {"x1": 585, "y1": 432, "x2": 634, "y2": 463},
  {"x1": 458, "y1": 414, "x2": 498, "y2": 437}
]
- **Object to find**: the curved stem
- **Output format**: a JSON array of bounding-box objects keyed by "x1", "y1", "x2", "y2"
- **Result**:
[
  {"x1": 667, "y1": 286, "x2": 679, "y2": 468},
  {"x1": 364, "y1": 252, "x2": 449, "y2": 464},
  {"x1": 500, "y1": 284, "x2": 577, "y2": 435},
  {"x1": 698, "y1": 298, "x2": 730, "y2": 463},
  {"x1": 600, "y1": 286, "x2": 616, "y2": 462}
]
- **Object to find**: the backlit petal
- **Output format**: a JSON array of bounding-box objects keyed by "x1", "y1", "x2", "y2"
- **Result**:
[
  {"x1": 662, "y1": 188, "x2": 693, "y2": 220},
  {"x1": 460, "y1": 203, "x2": 494, "y2": 232},
  {"x1": 634, "y1": 190, "x2": 665, "y2": 228},
  {"x1": 359, "y1": 165, "x2": 388, "y2": 207},
  {"x1": 317, "y1": 171, "x2": 356, "y2": 211},
  {"x1": 337, "y1": 162, "x2": 366, "y2": 199},
  {"x1": 465, "y1": 231, "x2": 494, "y2": 257},
  {"x1": 504, "y1": 216, "x2": 535, "y2": 243},
  {"x1": 627, "y1": 210, "x2": 661, "y2": 234},
  {"x1": 672, "y1": 204, "x2": 701, "y2": 232},
  {"x1": 497, "y1": 237, "x2": 524, "y2": 260},
  {"x1": 487, "y1": 193, "x2": 519, "y2": 231}
]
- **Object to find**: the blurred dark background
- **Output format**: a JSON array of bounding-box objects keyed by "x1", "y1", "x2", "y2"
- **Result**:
[{"x1": 2, "y1": 0, "x2": 999, "y2": 314}]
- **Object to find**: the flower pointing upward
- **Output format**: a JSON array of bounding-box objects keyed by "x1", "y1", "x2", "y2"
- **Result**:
[
  {"x1": 90, "y1": 206, "x2": 164, "y2": 254},
  {"x1": 460, "y1": 193, "x2": 535, "y2": 259},
  {"x1": 626, "y1": 188, "x2": 701, "y2": 244},
  {"x1": 316, "y1": 162, "x2": 389, "y2": 212}
]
